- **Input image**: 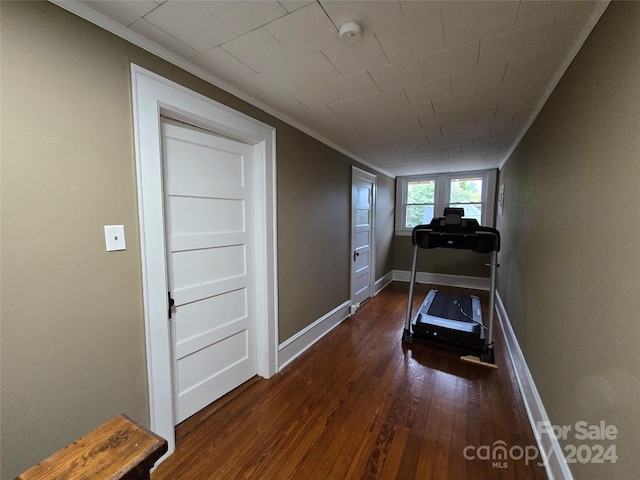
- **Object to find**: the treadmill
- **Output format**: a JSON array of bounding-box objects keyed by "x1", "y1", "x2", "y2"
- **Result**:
[{"x1": 402, "y1": 208, "x2": 500, "y2": 365}]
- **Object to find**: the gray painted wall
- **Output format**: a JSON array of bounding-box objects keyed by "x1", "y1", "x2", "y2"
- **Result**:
[
  {"x1": 393, "y1": 236, "x2": 492, "y2": 278},
  {"x1": 496, "y1": 2, "x2": 639, "y2": 478}
]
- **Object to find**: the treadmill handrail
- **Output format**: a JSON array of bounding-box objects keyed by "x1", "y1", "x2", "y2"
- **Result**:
[{"x1": 411, "y1": 222, "x2": 500, "y2": 253}]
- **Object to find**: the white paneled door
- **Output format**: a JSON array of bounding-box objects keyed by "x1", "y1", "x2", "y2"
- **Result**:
[
  {"x1": 351, "y1": 168, "x2": 376, "y2": 309},
  {"x1": 162, "y1": 119, "x2": 257, "y2": 424}
]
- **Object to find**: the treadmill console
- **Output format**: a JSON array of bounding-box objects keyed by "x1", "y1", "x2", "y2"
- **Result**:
[{"x1": 412, "y1": 208, "x2": 500, "y2": 253}]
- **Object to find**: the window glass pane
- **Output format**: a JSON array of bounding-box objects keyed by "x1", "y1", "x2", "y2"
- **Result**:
[
  {"x1": 406, "y1": 204, "x2": 434, "y2": 228},
  {"x1": 450, "y1": 177, "x2": 482, "y2": 203},
  {"x1": 450, "y1": 204, "x2": 482, "y2": 224},
  {"x1": 407, "y1": 180, "x2": 435, "y2": 204}
]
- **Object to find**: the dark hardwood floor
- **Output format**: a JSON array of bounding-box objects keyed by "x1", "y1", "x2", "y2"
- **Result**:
[{"x1": 152, "y1": 282, "x2": 548, "y2": 479}]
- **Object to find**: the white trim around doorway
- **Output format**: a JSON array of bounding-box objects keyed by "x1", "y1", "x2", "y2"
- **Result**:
[{"x1": 130, "y1": 64, "x2": 278, "y2": 460}]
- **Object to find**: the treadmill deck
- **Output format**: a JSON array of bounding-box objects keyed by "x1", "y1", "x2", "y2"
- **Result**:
[{"x1": 412, "y1": 290, "x2": 485, "y2": 348}]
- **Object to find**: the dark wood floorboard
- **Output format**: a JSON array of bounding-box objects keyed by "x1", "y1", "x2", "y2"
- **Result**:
[{"x1": 152, "y1": 282, "x2": 548, "y2": 480}]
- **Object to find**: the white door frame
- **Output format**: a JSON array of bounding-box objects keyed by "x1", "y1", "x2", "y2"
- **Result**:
[
  {"x1": 350, "y1": 167, "x2": 376, "y2": 310},
  {"x1": 130, "y1": 64, "x2": 278, "y2": 458}
]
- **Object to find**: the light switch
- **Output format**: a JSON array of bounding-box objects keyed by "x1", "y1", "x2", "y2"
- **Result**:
[{"x1": 104, "y1": 225, "x2": 126, "y2": 252}]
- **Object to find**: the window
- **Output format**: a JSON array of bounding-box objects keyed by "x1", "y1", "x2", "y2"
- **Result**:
[
  {"x1": 449, "y1": 176, "x2": 483, "y2": 224},
  {"x1": 405, "y1": 179, "x2": 435, "y2": 229},
  {"x1": 395, "y1": 169, "x2": 496, "y2": 234}
]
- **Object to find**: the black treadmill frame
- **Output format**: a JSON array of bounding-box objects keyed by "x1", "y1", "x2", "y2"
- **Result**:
[{"x1": 402, "y1": 210, "x2": 500, "y2": 364}]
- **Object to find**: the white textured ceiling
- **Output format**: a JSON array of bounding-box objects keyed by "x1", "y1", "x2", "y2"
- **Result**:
[{"x1": 68, "y1": 0, "x2": 608, "y2": 177}]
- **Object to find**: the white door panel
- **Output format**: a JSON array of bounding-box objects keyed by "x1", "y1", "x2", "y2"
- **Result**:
[
  {"x1": 175, "y1": 315, "x2": 249, "y2": 361},
  {"x1": 172, "y1": 275, "x2": 246, "y2": 307},
  {"x1": 174, "y1": 289, "x2": 247, "y2": 345},
  {"x1": 162, "y1": 119, "x2": 257, "y2": 424},
  {"x1": 168, "y1": 196, "x2": 244, "y2": 234},
  {"x1": 175, "y1": 329, "x2": 253, "y2": 423},
  {"x1": 171, "y1": 245, "x2": 246, "y2": 289},
  {"x1": 176, "y1": 329, "x2": 249, "y2": 390},
  {"x1": 164, "y1": 133, "x2": 244, "y2": 188},
  {"x1": 171, "y1": 232, "x2": 246, "y2": 252},
  {"x1": 351, "y1": 168, "x2": 376, "y2": 308}
]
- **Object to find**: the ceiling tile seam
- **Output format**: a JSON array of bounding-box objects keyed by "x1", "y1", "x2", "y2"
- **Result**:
[
  {"x1": 168, "y1": 6, "x2": 293, "y2": 55},
  {"x1": 320, "y1": 52, "x2": 359, "y2": 87},
  {"x1": 278, "y1": 1, "x2": 312, "y2": 15},
  {"x1": 356, "y1": 114, "x2": 373, "y2": 131},
  {"x1": 218, "y1": 27, "x2": 291, "y2": 75},
  {"x1": 132, "y1": 20, "x2": 204, "y2": 60},
  {"x1": 438, "y1": 7, "x2": 446, "y2": 49},
  {"x1": 260, "y1": 18, "x2": 325, "y2": 67},
  {"x1": 322, "y1": 73, "x2": 381, "y2": 104},
  {"x1": 400, "y1": 85, "x2": 412, "y2": 108},
  {"x1": 513, "y1": 1, "x2": 524, "y2": 31},
  {"x1": 373, "y1": 31, "x2": 392, "y2": 65},
  {"x1": 543, "y1": 17, "x2": 560, "y2": 49},
  {"x1": 316, "y1": 0, "x2": 340, "y2": 33},
  {"x1": 365, "y1": 70, "x2": 381, "y2": 97},
  {"x1": 213, "y1": 20, "x2": 290, "y2": 55},
  {"x1": 368, "y1": 72, "x2": 384, "y2": 93},
  {"x1": 216, "y1": 45, "x2": 259, "y2": 76},
  {"x1": 397, "y1": 1, "x2": 409, "y2": 23},
  {"x1": 352, "y1": 126, "x2": 368, "y2": 139},
  {"x1": 286, "y1": 92, "x2": 312, "y2": 111},
  {"x1": 499, "y1": 61, "x2": 509, "y2": 86},
  {"x1": 130, "y1": 2, "x2": 164, "y2": 28},
  {"x1": 138, "y1": 8, "x2": 210, "y2": 53}
]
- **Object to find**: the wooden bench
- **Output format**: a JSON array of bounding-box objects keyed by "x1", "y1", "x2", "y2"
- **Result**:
[{"x1": 16, "y1": 414, "x2": 167, "y2": 480}]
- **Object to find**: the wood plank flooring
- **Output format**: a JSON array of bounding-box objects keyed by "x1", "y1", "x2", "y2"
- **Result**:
[{"x1": 152, "y1": 282, "x2": 548, "y2": 480}]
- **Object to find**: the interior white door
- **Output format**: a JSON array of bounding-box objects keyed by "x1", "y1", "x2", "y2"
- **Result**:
[
  {"x1": 351, "y1": 168, "x2": 376, "y2": 309},
  {"x1": 162, "y1": 119, "x2": 257, "y2": 424}
]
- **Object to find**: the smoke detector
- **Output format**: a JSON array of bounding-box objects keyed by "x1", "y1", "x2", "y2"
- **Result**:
[{"x1": 339, "y1": 21, "x2": 362, "y2": 43}]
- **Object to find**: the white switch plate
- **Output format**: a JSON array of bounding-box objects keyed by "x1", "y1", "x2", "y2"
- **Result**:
[{"x1": 104, "y1": 225, "x2": 126, "y2": 252}]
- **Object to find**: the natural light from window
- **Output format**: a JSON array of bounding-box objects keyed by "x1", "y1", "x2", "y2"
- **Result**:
[
  {"x1": 395, "y1": 170, "x2": 496, "y2": 234},
  {"x1": 405, "y1": 179, "x2": 435, "y2": 228},
  {"x1": 449, "y1": 177, "x2": 483, "y2": 224}
]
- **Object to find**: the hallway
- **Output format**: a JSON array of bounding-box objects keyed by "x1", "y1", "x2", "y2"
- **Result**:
[{"x1": 153, "y1": 282, "x2": 547, "y2": 479}]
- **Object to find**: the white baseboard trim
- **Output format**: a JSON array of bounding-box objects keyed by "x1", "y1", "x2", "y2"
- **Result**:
[
  {"x1": 278, "y1": 273, "x2": 393, "y2": 372},
  {"x1": 374, "y1": 271, "x2": 394, "y2": 296},
  {"x1": 392, "y1": 270, "x2": 490, "y2": 291},
  {"x1": 495, "y1": 292, "x2": 573, "y2": 480},
  {"x1": 278, "y1": 300, "x2": 351, "y2": 371}
]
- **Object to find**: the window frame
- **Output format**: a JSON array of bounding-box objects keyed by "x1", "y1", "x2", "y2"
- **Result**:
[
  {"x1": 395, "y1": 169, "x2": 497, "y2": 235},
  {"x1": 403, "y1": 176, "x2": 438, "y2": 231}
]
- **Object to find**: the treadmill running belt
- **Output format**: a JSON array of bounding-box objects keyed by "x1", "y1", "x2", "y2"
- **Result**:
[{"x1": 426, "y1": 292, "x2": 473, "y2": 323}]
